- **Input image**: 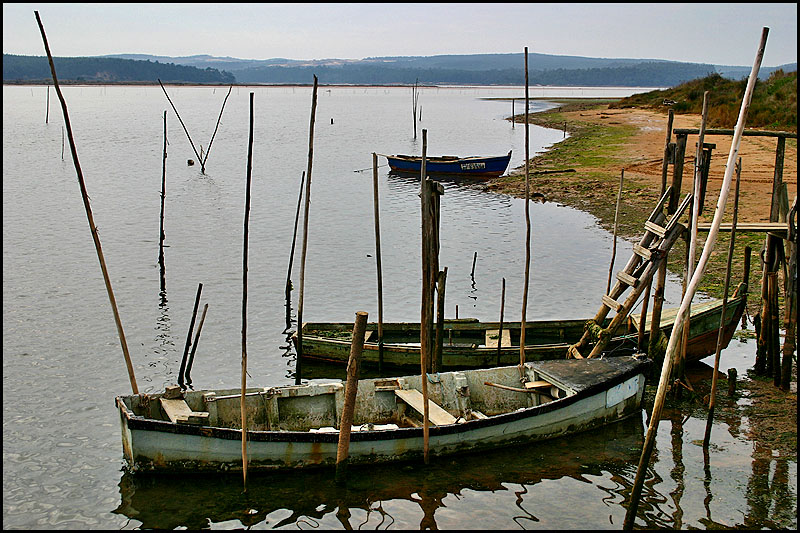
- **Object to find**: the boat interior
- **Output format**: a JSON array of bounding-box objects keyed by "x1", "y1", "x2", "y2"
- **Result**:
[{"x1": 120, "y1": 364, "x2": 573, "y2": 433}]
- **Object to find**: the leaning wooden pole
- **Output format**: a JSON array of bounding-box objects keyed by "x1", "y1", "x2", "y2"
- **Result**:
[
  {"x1": 179, "y1": 282, "x2": 203, "y2": 390},
  {"x1": 201, "y1": 85, "x2": 233, "y2": 172},
  {"x1": 607, "y1": 169, "x2": 624, "y2": 294},
  {"x1": 158, "y1": 79, "x2": 203, "y2": 168},
  {"x1": 296, "y1": 76, "x2": 319, "y2": 385},
  {"x1": 624, "y1": 27, "x2": 768, "y2": 530},
  {"x1": 35, "y1": 11, "x2": 139, "y2": 395},
  {"x1": 240, "y1": 91, "x2": 255, "y2": 489},
  {"x1": 704, "y1": 158, "x2": 742, "y2": 447},
  {"x1": 372, "y1": 153, "x2": 385, "y2": 374},
  {"x1": 285, "y1": 171, "x2": 305, "y2": 306},
  {"x1": 520, "y1": 46, "x2": 531, "y2": 369},
  {"x1": 335, "y1": 311, "x2": 368, "y2": 484}
]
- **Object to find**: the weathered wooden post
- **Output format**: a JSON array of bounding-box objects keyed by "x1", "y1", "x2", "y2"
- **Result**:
[
  {"x1": 372, "y1": 153, "x2": 385, "y2": 374},
  {"x1": 184, "y1": 303, "x2": 208, "y2": 388},
  {"x1": 520, "y1": 46, "x2": 532, "y2": 369},
  {"x1": 497, "y1": 277, "x2": 506, "y2": 366},
  {"x1": 434, "y1": 267, "x2": 447, "y2": 373},
  {"x1": 285, "y1": 171, "x2": 305, "y2": 317},
  {"x1": 335, "y1": 311, "x2": 368, "y2": 484},
  {"x1": 624, "y1": 27, "x2": 768, "y2": 530},
  {"x1": 159, "y1": 110, "x2": 167, "y2": 294},
  {"x1": 704, "y1": 158, "x2": 742, "y2": 448},
  {"x1": 607, "y1": 169, "x2": 624, "y2": 294},
  {"x1": 781, "y1": 196, "x2": 797, "y2": 391},
  {"x1": 296, "y1": 76, "x2": 319, "y2": 385},
  {"x1": 179, "y1": 283, "x2": 203, "y2": 390},
  {"x1": 35, "y1": 11, "x2": 138, "y2": 395},
  {"x1": 419, "y1": 129, "x2": 432, "y2": 463},
  {"x1": 240, "y1": 91, "x2": 255, "y2": 489}
]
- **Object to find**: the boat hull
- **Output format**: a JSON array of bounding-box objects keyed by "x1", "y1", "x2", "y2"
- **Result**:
[
  {"x1": 118, "y1": 357, "x2": 649, "y2": 472},
  {"x1": 294, "y1": 294, "x2": 746, "y2": 371},
  {"x1": 385, "y1": 152, "x2": 512, "y2": 178}
]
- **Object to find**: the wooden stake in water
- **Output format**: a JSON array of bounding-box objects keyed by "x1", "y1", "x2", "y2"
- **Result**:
[
  {"x1": 624, "y1": 27, "x2": 769, "y2": 531},
  {"x1": 158, "y1": 110, "x2": 167, "y2": 293},
  {"x1": 419, "y1": 129, "x2": 432, "y2": 464},
  {"x1": 520, "y1": 46, "x2": 532, "y2": 368},
  {"x1": 285, "y1": 172, "x2": 305, "y2": 306},
  {"x1": 335, "y1": 311, "x2": 368, "y2": 484},
  {"x1": 296, "y1": 76, "x2": 319, "y2": 385},
  {"x1": 607, "y1": 169, "x2": 624, "y2": 294},
  {"x1": 704, "y1": 158, "x2": 741, "y2": 447},
  {"x1": 497, "y1": 277, "x2": 506, "y2": 366},
  {"x1": 35, "y1": 10, "x2": 139, "y2": 395},
  {"x1": 372, "y1": 153, "x2": 385, "y2": 374},
  {"x1": 179, "y1": 283, "x2": 203, "y2": 390},
  {"x1": 184, "y1": 303, "x2": 208, "y2": 388},
  {"x1": 241, "y1": 92, "x2": 255, "y2": 489}
]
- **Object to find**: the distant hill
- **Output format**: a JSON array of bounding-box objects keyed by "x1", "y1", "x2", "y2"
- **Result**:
[
  {"x1": 2, "y1": 54, "x2": 235, "y2": 84},
  {"x1": 610, "y1": 70, "x2": 797, "y2": 131},
  {"x1": 3, "y1": 52, "x2": 795, "y2": 87}
]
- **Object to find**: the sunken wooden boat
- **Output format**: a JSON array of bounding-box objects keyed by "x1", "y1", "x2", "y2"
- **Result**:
[
  {"x1": 382, "y1": 151, "x2": 512, "y2": 178},
  {"x1": 294, "y1": 283, "x2": 746, "y2": 371},
  {"x1": 117, "y1": 356, "x2": 650, "y2": 472}
]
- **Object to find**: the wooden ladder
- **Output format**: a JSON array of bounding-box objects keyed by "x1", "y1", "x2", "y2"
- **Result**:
[{"x1": 568, "y1": 187, "x2": 692, "y2": 359}]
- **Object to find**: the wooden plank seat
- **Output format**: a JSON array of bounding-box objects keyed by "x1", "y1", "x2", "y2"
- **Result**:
[
  {"x1": 159, "y1": 397, "x2": 210, "y2": 425},
  {"x1": 485, "y1": 329, "x2": 511, "y2": 348},
  {"x1": 394, "y1": 389, "x2": 457, "y2": 425}
]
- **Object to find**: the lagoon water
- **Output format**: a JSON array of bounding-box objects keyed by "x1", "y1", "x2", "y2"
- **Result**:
[{"x1": 3, "y1": 84, "x2": 796, "y2": 529}]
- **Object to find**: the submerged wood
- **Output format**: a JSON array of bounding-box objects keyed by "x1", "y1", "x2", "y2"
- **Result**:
[
  {"x1": 35, "y1": 10, "x2": 139, "y2": 395},
  {"x1": 117, "y1": 356, "x2": 650, "y2": 472}
]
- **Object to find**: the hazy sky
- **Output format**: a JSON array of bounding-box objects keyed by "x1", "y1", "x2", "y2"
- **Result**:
[{"x1": 4, "y1": 3, "x2": 797, "y2": 67}]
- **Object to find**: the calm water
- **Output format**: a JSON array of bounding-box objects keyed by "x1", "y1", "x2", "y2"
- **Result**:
[{"x1": 3, "y1": 85, "x2": 795, "y2": 529}]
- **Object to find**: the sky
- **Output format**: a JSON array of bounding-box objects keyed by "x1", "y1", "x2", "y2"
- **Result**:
[{"x1": 3, "y1": 3, "x2": 797, "y2": 67}]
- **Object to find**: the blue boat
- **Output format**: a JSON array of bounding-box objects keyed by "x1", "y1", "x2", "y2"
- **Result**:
[{"x1": 383, "y1": 150, "x2": 512, "y2": 178}]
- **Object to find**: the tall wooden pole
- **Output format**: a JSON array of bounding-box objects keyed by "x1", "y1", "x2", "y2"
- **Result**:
[
  {"x1": 420, "y1": 129, "x2": 431, "y2": 464},
  {"x1": 372, "y1": 153, "x2": 385, "y2": 374},
  {"x1": 158, "y1": 110, "x2": 167, "y2": 294},
  {"x1": 285, "y1": 172, "x2": 305, "y2": 306},
  {"x1": 704, "y1": 158, "x2": 742, "y2": 447},
  {"x1": 624, "y1": 27, "x2": 768, "y2": 530},
  {"x1": 335, "y1": 311, "x2": 368, "y2": 484},
  {"x1": 607, "y1": 169, "x2": 624, "y2": 294},
  {"x1": 240, "y1": 91, "x2": 255, "y2": 489},
  {"x1": 296, "y1": 76, "x2": 319, "y2": 385},
  {"x1": 497, "y1": 277, "x2": 506, "y2": 366},
  {"x1": 520, "y1": 46, "x2": 531, "y2": 369},
  {"x1": 35, "y1": 11, "x2": 139, "y2": 395},
  {"x1": 179, "y1": 282, "x2": 203, "y2": 390},
  {"x1": 46, "y1": 84, "x2": 50, "y2": 123}
]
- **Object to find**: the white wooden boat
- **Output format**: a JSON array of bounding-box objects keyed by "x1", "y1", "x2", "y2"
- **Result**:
[{"x1": 117, "y1": 356, "x2": 650, "y2": 472}]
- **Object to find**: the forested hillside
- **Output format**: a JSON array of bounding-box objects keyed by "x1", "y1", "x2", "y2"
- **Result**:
[{"x1": 3, "y1": 54, "x2": 235, "y2": 84}]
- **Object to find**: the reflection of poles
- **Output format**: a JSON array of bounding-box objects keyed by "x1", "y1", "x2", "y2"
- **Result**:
[
  {"x1": 624, "y1": 27, "x2": 768, "y2": 531},
  {"x1": 704, "y1": 158, "x2": 741, "y2": 447},
  {"x1": 240, "y1": 92, "x2": 255, "y2": 489},
  {"x1": 35, "y1": 11, "x2": 138, "y2": 394},
  {"x1": 296, "y1": 76, "x2": 319, "y2": 385}
]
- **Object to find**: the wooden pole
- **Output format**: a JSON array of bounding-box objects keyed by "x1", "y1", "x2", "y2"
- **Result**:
[
  {"x1": 497, "y1": 277, "x2": 506, "y2": 366},
  {"x1": 471, "y1": 251, "x2": 478, "y2": 279},
  {"x1": 296, "y1": 76, "x2": 319, "y2": 385},
  {"x1": 201, "y1": 85, "x2": 233, "y2": 172},
  {"x1": 624, "y1": 27, "x2": 768, "y2": 530},
  {"x1": 678, "y1": 91, "x2": 710, "y2": 390},
  {"x1": 660, "y1": 110, "x2": 674, "y2": 196},
  {"x1": 158, "y1": 79, "x2": 203, "y2": 169},
  {"x1": 46, "y1": 84, "x2": 50, "y2": 123},
  {"x1": 335, "y1": 311, "x2": 368, "y2": 484},
  {"x1": 285, "y1": 172, "x2": 305, "y2": 305},
  {"x1": 607, "y1": 169, "x2": 624, "y2": 294},
  {"x1": 434, "y1": 267, "x2": 447, "y2": 373},
  {"x1": 179, "y1": 282, "x2": 203, "y2": 390},
  {"x1": 520, "y1": 46, "x2": 531, "y2": 369},
  {"x1": 184, "y1": 303, "x2": 208, "y2": 389},
  {"x1": 35, "y1": 11, "x2": 138, "y2": 395},
  {"x1": 703, "y1": 158, "x2": 742, "y2": 447},
  {"x1": 372, "y1": 153, "x2": 385, "y2": 374},
  {"x1": 420, "y1": 129, "x2": 431, "y2": 464},
  {"x1": 240, "y1": 91, "x2": 255, "y2": 489},
  {"x1": 780, "y1": 196, "x2": 797, "y2": 391},
  {"x1": 158, "y1": 110, "x2": 167, "y2": 294}
]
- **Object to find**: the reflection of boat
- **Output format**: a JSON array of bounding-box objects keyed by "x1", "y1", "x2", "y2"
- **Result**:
[
  {"x1": 113, "y1": 415, "x2": 646, "y2": 529},
  {"x1": 117, "y1": 357, "x2": 649, "y2": 472},
  {"x1": 382, "y1": 151, "x2": 512, "y2": 178},
  {"x1": 293, "y1": 286, "x2": 747, "y2": 371}
]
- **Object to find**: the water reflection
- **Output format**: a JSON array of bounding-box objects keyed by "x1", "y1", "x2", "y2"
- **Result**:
[{"x1": 113, "y1": 416, "x2": 646, "y2": 529}]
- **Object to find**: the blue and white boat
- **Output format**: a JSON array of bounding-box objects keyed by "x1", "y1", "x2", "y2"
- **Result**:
[{"x1": 383, "y1": 150, "x2": 512, "y2": 178}]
